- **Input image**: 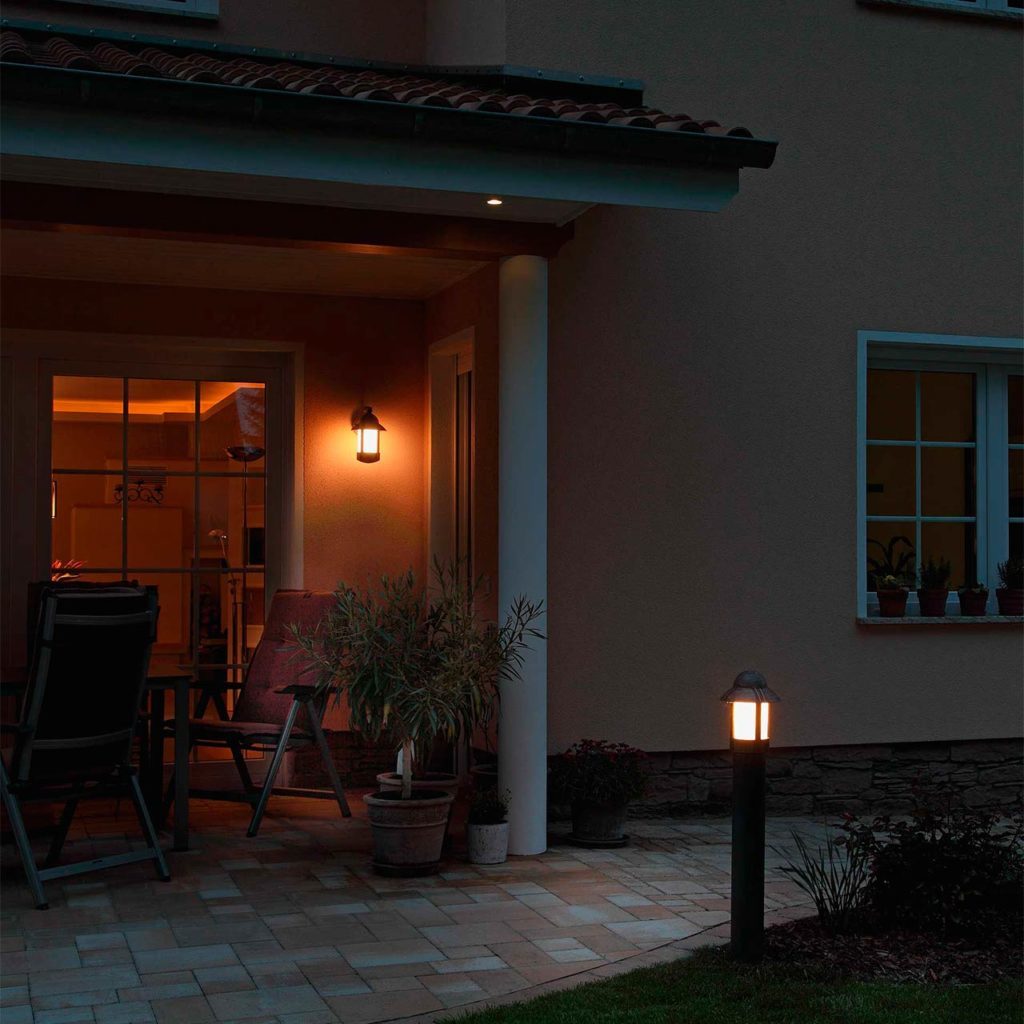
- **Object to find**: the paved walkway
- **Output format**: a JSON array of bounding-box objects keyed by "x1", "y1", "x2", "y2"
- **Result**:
[{"x1": 1, "y1": 794, "x2": 832, "y2": 1023}]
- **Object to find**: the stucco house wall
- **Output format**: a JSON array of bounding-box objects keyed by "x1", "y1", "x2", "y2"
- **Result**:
[{"x1": 490, "y1": 0, "x2": 1022, "y2": 753}]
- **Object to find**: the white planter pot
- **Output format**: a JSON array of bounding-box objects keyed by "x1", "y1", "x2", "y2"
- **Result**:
[{"x1": 467, "y1": 821, "x2": 509, "y2": 865}]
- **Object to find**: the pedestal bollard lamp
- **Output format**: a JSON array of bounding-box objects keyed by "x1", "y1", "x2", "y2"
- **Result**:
[{"x1": 720, "y1": 670, "x2": 781, "y2": 963}]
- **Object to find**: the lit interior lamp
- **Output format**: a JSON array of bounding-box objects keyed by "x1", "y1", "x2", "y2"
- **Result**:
[
  {"x1": 720, "y1": 670, "x2": 780, "y2": 745},
  {"x1": 51, "y1": 479, "x2": 57, "y2": 520},
  {"x1": 353, "y1": 407, "x2": 386, "y2": 463},
  {"x1": 486, "y1": 197, "x2": 503, "y2": 206}
]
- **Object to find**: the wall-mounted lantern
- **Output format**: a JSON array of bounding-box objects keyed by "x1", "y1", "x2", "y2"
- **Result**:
[
  {"x1": 720, "y1": 670, "x2": 781, "y2": 963},
  {"x1": 353, "y1": 407, "x2": 385, "y2": 463}
]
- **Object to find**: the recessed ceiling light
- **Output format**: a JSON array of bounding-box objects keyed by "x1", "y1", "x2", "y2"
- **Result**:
[{"x1": 486, "y1": 197, "x2": 503, "y2": 206}]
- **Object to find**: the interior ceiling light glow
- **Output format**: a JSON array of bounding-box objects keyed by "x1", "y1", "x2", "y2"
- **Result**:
[{"x1": 486, "y1": 197, "x2": 503, "y2": 206}]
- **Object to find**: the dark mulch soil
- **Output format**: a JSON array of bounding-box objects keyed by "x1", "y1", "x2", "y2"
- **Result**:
[{"x1": 764, "y1": 915, "x2": 1024, "y2": 985}]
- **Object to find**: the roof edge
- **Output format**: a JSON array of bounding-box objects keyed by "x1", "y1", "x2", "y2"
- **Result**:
[{"x1": 0, "y1": 16, "x2": 647, "y2": 105}]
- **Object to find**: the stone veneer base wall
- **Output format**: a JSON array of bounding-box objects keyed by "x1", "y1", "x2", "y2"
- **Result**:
[{"x1": 634, "y1": 738, "x2": 1023, "y2": 817}]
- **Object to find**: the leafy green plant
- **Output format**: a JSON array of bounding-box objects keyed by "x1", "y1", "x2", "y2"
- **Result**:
[
  {"x1": 468, "y1": 787, "x2": 509, "y2": 826},
  {"x1": 959, "y1": 581, "x2": 989, "y2": 594},
  {"x1": 780, "y1": 831, "x2": 869, "y2": 935},
  {"x1": 866, "y1": 535, "x2": 915, "y2": 590},
  {"x1": 837, "y1": 805, "x2": 1024, "y2": 937},
  {"x1": 549, "y1": 740, "x2": 648, "y2": 805},
  {"x1": 874, "y1": 574, "x2": 907, "y2": 592},
  {"x1": 918, "y1": 556, "x2": 952, "y2": 590},
  {"x1": 289, "y1": 561, "x2": 543, "y2": 800},
  {"x1": 997, "y1": 557, "x2": 1024, "y2": 589}
]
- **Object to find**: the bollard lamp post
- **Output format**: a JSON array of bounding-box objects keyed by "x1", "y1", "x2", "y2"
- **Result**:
[{"x1": 720, "y1": 670, "x2": 781, "y2": 963}]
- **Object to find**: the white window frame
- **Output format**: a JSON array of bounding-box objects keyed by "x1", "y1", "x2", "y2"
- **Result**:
[
  {"x1": 53, "y1": 0, "x2": 218, "y2": 19},
  {"x1": 856, "y1": 331, "x2": 1024, "y2": 617}
]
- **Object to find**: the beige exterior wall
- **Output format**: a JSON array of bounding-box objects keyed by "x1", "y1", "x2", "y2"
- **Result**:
[{"x1": 492, "y1": 0, "x2": 1022, "y2": 752}]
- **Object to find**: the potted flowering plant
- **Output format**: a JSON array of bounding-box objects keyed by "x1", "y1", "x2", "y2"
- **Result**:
[
  {"x1": 290, "y1": 562, "x2": 542, "y2": 876},
  {"x1": 466, "y1": 788, "x2": 510, "y2": 865},
  {"x1": 550, "y1": 740, "x2": 647, "y2": 848},
  {"x1": 957, "y1": 581, "x2": 989, "y2": 617},
  {"x1": 996, "y1": 558, "x2": 1024, "y2": 615},
  {"x1": 867, "y1": 536, "x2": 915, "y2": 618},
  {"x1": 917, "y1": 556, "x2": 952, "y2": 617}
]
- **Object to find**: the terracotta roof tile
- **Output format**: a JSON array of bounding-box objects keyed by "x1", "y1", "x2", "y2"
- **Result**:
[{"x1": 0, "y1": 29, "x2": 755, "y2": 138}]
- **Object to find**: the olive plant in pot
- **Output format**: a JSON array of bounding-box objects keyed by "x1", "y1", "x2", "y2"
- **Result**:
[
  {"x1": 867, "y1": 536, "x2": 915, "y2": 618},
  {"x1": 466, "y1": 787, "x2": 510, "y2": 865},
  {"x1": 290, "y1": 562, "x2": 543, "y2": 876},
  {"x1": 917, "y1": 556, "x2": 952, "y2": 617},
  {"x1": 957, "y1": 581, "x2": 989, "y2": 617},
  {"x1": 996, "y1": 557, "x2": 1024, "y2": 615},
  {"x1": 550, "y1": 740, "x2": 647, "y2": 848}
]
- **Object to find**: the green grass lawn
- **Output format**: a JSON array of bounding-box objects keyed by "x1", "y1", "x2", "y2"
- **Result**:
[{"x1": 454, "y1": 948, "x2": 1023, "y2": 1024}]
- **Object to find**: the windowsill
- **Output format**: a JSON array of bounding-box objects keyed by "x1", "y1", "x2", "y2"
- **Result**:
[
  {"x1": 858, "y1": 0, "x2": 1023, "y2": 22},
  {"x1": 858, "y1": 614, "x2": 1024, "y2": 625}
]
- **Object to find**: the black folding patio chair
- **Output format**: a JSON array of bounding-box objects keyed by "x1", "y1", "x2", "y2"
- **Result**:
[
  {"x1": 1, "y1": 584, "x2": 169, "y2": 909},
  {"x1": 163, "y1": 589, "x2": 351, "y2": 838}
]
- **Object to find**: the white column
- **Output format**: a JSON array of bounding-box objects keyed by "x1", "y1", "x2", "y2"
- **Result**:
[{"x1": 497, "y1": 254, "x2": 548, "y2": 856}]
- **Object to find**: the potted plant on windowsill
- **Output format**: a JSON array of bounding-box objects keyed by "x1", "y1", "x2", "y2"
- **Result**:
[
  {"x1": 917, "y1": 556, "x2": 952, "y2": 617},
  {"x1": 957, "y1": 582, "x2": 989, "y2": 617},
  {"x1": 867, "y1": 535, "x2": 915, "y2": 618},
  {"x1": 290, "y1": 562, "x2": 542, "y2": 877},
  {"x1": 550, "y1": 740, "x2": 648, "y2": 848},
  {"x1": 996, "y1": 557, "x2": 1024, "y2": 615},
  {"x1": 466, "y1": 788, "x2": 510, "y2": 865}
]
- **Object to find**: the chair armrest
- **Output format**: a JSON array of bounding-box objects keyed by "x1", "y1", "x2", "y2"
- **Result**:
[{"x1": 274, "y1": 684, "x2": 319, "y2": 702}]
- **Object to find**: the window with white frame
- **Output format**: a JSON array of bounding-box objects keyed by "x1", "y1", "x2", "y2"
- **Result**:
[
  {"x1": 857, "y1": 333, "x2": 1023, "y2": 616},
  {"x1": 860, "y1": 0, "x2": 1022, "y2": 17},
  {"x1": 54, "y1": 0, "x2": 218, "y2": 18}
]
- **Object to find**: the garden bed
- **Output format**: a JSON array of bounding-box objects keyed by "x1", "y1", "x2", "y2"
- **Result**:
[{"x1": 764, "y1": 915, "x2": 1023, "y2": 985}]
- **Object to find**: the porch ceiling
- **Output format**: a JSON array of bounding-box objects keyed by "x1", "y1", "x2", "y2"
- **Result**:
[{"x1": 0, "y1": 227, "x2": 487, "y2": 300}]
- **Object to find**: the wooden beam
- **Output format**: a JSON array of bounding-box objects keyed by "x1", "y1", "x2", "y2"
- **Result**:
[{"x1": 0, "y1": 183, "x2": 574, "y2": 261}]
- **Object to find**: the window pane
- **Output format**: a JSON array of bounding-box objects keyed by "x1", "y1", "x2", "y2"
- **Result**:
[
  {"x1": 867, "y1": 446, "x2": 915, "y2": 516},
  {"x1": 921, "y1": 522, "x2": 976, "y2": 591},
  {"x1": 64, "y1": 503, "x2": 125, "y2": 574},
  {"x1": 1011, "y1": 448, "x2": 1023, "y2": 518},
  {"x1": 920, "y1": 371, "x2": 974, "y2": 443},
  {"x1": 200, "y1": 382, "x2": 265, "y2": 461},
  {"x1": 1010, "y1": 375, "x2": 1023, "y2": 445},
  {"x1": 142, "y1": 573, "x2": 192, "y2": 666},
  {"x1": 128, "y1": 378, "x2": 196, "y2": 463},
  {"x1": 921, "y1": 447, "x2": 975, "y2": 517},
  {"x1": 866, "y1": 523, "x2": 916, "y2": 590},
  {"x1": 867, "y1": 370, "x2": 915, "y2": 441},
  {"x1": 126, "y1": 483, "x2": 194, "y2": 569},
  {"x1": 1011, "y1": 522, "x2": 1023, "y2": 563},
  {"x1": 52, "y1": 375, "x2": 124, "y2": 471}
]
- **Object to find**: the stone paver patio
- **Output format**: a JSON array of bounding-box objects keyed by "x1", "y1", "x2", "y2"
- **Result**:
[{"x1": 1, "y1": 794, "x2": 832, "y2": 1023}]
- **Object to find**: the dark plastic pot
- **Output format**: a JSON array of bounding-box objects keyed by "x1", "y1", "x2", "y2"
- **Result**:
[
  {"x1": 916, "y1": 588, "x2": 949, "y2": 617},
  {"x1": 996, "y1": 588, "x2": 1024, "y2": 615},
  {"x1": 958, "y1": 590, "x2": 989, "y2": 616},
  {"x1": 570, "y1": 799, "x2": 629, "y2": 844},
  {"x1": 876, "y1": 589, "x2": 909, "y2": 618}
]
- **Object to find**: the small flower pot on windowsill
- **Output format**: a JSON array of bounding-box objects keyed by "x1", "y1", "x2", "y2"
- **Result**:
[
  {"x1": 996, "y1": 588, "x2": 1024, "y2": 616},
  {"x1": 917, "y1": 588, "x2": 949, "y2": 617},
  {"x1": 876, "y1": 588, "x2": 909, "y2": 618},
  {"x1": 957, "y1": 588, "x2": 989, "y2": 616}
]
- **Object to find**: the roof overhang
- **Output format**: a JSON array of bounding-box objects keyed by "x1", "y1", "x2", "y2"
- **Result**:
[{"x1": 0, "y1": 22, "x2": 778, "y2": 226}]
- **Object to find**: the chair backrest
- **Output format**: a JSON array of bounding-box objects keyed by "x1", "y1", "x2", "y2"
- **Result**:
[
  {"x1": 11, "y1": 585, "x2": 158, "y2": 785},
  {"x1": 232, "y1": 589, "x2": 333, "y2": 729}
]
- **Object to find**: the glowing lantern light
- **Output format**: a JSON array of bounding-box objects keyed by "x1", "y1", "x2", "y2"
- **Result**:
[{"x1": 353, "y1": 407, "x2": 386, "y2": 463}]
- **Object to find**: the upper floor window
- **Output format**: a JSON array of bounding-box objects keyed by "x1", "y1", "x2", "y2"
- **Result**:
[
  {"x1": 858, "y1": 332, "x2": 1023, "y2": 617},
  {"x1": 860, "y1": 0, "x2": 1022, "y2": 18},
  {"x1": 53, "y1": 0, "x2": 218, "y2": 19}
]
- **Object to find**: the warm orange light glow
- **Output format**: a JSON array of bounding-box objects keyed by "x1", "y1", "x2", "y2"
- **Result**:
[
  {"x1": 732, "y1": 701, "x2": 770, "y2": 741},
  {"x1": 486, "y1": 197, "x2": 503, "y2": 206},
  {"x1": 357, "y1": 427, "x2": 380, "y2": 458}
]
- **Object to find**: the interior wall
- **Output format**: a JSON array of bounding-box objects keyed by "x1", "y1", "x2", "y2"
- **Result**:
[
  {"x1": 493, "y1": 0, "x2": 1024, "y2": 753},
  {"x1": 1, "y1": 277, "x2": 428, "y2": 597},
  {"x1": 2, "y1": 0, "x2": 426, "y2": 63}
]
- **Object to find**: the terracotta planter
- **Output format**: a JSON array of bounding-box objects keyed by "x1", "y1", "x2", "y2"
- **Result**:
[
  {"x1": 467, "y1": 821, "x2": 509, "y2": 864},
  {"x1": 470, "y1": 764, "x2": 499, "y2": 791},
  {"x1": 996, "y1": 588, "x2": 1024, "y2": 616},
  {"x1": 376, "y1": 771, "x2": 459, "y2": 797},
  {"x1": 876, "y1": 588, "x2": 909, "y2": 618},
  {"x1": 958, "y1": 590, "x2": 989, "y2": 616},
  {"x1": 916, "y1": 588, "x2": 949, "y2": 617},
  {"x1": 363, "y1": 789, "x2": 455, "y2": 876},
  {"x1": 569, "y1": 799, "x2": 629, "y2": 847}
]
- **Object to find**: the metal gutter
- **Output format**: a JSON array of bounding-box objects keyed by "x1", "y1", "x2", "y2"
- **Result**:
[{"x1": 0, "y1": 61, "x2": 778, "y2": 171}]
